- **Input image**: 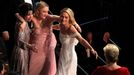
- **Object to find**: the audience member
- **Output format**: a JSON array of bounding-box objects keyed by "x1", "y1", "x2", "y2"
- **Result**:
[{"x1": 91, "y1": 43, "x2": 130, "y2": 75}]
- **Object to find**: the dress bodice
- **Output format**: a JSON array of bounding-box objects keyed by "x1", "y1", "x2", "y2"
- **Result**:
[
  {"x1": 59, "y1": 32, "x2": 79, "y2": 55},
  {"x1": 60, "y1": 32, "x2": 78, "y2": 46}
]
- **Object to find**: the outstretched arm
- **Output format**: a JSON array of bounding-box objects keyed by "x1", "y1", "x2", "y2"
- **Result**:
[
  {"x1": 76, "y1": 33, "x2": 98, "y2": 58},
  {"x1": 71, "y1": 26, "x2": 98, "y2": 58}
]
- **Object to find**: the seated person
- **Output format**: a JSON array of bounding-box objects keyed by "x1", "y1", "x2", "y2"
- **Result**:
[{"x1": 91, "y1": 43, "x2": 130, "y2": 75}]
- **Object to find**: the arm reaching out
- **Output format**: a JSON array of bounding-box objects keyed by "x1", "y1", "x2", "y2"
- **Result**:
[{"x1": 71, "y1": 26, "x2": 98, "y2": 58}]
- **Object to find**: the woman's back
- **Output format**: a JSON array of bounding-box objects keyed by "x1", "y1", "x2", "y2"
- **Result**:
[{"x1": 91, "y1": 64, "x2": 130, "y2": 75}]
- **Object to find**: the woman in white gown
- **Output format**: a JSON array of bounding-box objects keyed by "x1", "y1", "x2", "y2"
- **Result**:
[{"x1": 56, "y1": 8, "x2": 98, "y2": 75}]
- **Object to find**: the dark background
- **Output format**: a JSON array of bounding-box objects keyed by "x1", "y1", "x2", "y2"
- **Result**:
[
  {"x1": 43, "y1": 0, "x2": 133, "y2": 75},
  {"x1": 2, "y1": 0, "x2": 133, "y2": 75}
]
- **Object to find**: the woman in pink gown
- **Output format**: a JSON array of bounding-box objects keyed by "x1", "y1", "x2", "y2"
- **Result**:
[
  {"x1": 16, "y1": 2, "x2": 60, "y2": 74},
  {"x1": 28, "y1": 1, "x2": 59, "y2": 75}
]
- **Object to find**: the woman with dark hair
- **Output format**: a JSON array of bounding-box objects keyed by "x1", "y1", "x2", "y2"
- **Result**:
[{"x1": 11, "y1": 3, "x2": 33, "y2": 75}]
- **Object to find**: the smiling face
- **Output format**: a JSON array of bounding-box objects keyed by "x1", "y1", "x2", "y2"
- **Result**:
[
  {"x1": 38, "y1": 6, "x2": 49, "y2": 20},
  {"x1": 24, "y1": 10, "x2": 33, "y2": 22},
  {"x1": 60, "y1": 12, "x2": 70, "y2": 25},
  {"x1": 34, "y1": 1, "x2": 49, "y2": 20},
  {"x1": 60, "y1": 8, "x2": 76, "y2": 27}
]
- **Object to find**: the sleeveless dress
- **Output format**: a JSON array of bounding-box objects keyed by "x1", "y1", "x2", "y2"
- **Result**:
[
  {"x1": 11, "y1": 22, "x2": 31, "y2": 75},
  {"x1": 28, "y1": 25, "x2": 57, "y2": 75},
  {"x1": 56, "y1": 32, "x2": 79, "y2": 75}
]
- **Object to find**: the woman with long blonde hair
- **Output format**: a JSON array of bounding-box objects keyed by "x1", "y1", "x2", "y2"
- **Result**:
[{"x1": 56, "y1": 7, "x2": 97, "y2": 75}]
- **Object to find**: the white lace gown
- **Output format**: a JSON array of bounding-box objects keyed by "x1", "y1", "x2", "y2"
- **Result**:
[{"x1": 56, "y1": 32, "x2": 79, "y2": 75}]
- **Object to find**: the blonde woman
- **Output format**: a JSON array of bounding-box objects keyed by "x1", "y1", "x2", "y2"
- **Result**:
[
  {"x1": 27, "y1": 1, "x2": 59, "y2": 75},
  {"x1": 56, "y1": 8, "x2": 98, "y2": 75},
  {"x1": 16, "y1": 1, "x2": 59, "y2": 75},
  {"x1": 91, "y1": 43, "x2": 130, "y2": 75}
]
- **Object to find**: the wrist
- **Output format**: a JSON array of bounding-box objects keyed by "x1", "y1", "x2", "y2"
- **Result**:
[{"x1": 90, "y1": 48, "x2": 94, "y2": 52}]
